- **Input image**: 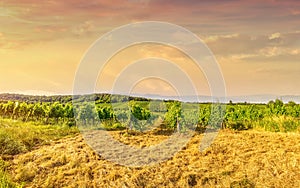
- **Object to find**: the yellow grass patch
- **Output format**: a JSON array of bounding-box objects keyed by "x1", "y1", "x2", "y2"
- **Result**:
[{"x1": 8, "y1": 130, "x2": 300, "y2": 187}]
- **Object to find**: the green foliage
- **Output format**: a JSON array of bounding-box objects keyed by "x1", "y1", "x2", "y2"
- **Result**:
[
  {"x1": 77, "y1": 102, "x2": 97, "y2": 125},
  {"x1": 130, "y1": 102, "x2": 150, "y2": 121},
  {"x1": 97, "y1": 105, "x2": 114, "y2": 120},
  {"x1": 0, "y1": 96, "x2": 299, "y2": 132},
  {"x1": 128, "y1": 101, "x2": 152, "y2": 132},
  {"x1": 253, "y1": 116, "x2": 300, "y2": 132},
  {"x1": 112, "y1": 122, "x2": 125, "y2": 130},
  {"x1": 164, "y1": 101, "x2": 182, "y2": 130},
  {"x1": 209, "y1": 104, "x2": 225, "y2": 129},
  {"x1": 114, "y1": 109, "x2": 131, "y2": 129},
  {"x1": 198, "y1": 105, "x2": 210, "y2": 128},
  {"x1": 223, "y1": 100, "x2": 300, "y2": 131},
  {"x1": 182, "y1": 110, "x2": 198, "y2": 130}
]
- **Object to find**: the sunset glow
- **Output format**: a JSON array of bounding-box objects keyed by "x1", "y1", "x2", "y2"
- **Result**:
[{"x1": 0, "y1": 0, "x2": 299, "y2": 96}]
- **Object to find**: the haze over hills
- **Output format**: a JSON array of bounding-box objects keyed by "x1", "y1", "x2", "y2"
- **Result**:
[
  {"x1": 0, "y1": 93, "x2": 300, "y2": 104},
  {"x1": 225, "y1": 95, "x2": 300, "y2": 104},
  {"x1": 128, "y1": 93, "x2": 300, "y2": 103}
]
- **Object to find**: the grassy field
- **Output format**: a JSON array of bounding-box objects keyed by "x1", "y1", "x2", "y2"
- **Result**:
[
  {"x1": 1, "y1": 119, "x2": 300, "y2": 187},
  {"x1": 0, "y1": 118, "x2": 78, "y2": 187}
]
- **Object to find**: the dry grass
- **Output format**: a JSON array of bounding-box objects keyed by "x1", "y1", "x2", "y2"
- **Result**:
[{"x1": 6, "y1": 129, "x2": 300, "y2": 187}]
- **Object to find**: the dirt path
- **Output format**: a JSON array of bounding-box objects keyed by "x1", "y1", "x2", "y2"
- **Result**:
[{"x1": 10, "y1": 130, "x2": 300, "y2": 187}]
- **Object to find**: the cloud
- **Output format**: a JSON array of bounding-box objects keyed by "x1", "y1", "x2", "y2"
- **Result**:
[
  {"x1": 5, "y1": 90, "x2": 59, "y2": 96},
  {"x1": 205, "y1": 31, "x2": 300, "y2": 60},
  {"x1": 269, "y1": 32, "x2": 281, "y2": 40},
  {"x1": 0, "y1": 33, "x2": 29, "y2": 50},
  {"x1": 204, "y1": 33, "x2": 239, "y2": 42},
  {"x1": 72, "y1": 21, "x2": 95, "y2": 36},
  {"x1": 3, "y1": 0, "x2": 299, "y2": 32},
  {"x1": 1, "y1": 0, "x2": 300, "y2": 95},
  {"x1": 34, "y1": 25, "x2": 67, "y2": 33},
  {"x1": 290, "y1": 49, "x2": 300, "y2": 55},
  {"x1": 260, "y1": 47, "x2": 281, "y2": 57},
  {"x1": 131, "y1": 78, "x2": 177, "y2": 96},
  {"x1": 1, "y1": 0, "x2": 300, "y2": 47}
]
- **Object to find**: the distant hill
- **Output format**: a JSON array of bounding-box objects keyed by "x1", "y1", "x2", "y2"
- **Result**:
[
  {"x1": 226, "y1": 95, "x2": 300, "y2": 104},
  {"x1": 0, "y1": 93, "x2": 73, "y2": 103},
  {"x1": 176, "y1": 95, "x2": 300, "y2": 104},
  {"x1": 0, "y1": 93, "x2": 299, "y2": 104},
  {"x1": 122, "y1": 93, "x2": 300, "y2": 104},
  {"x1": 0, "y1": 93, "x2": 147, "y2": 104}
]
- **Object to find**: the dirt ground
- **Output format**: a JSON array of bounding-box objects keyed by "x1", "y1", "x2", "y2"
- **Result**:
[{"x1": 9, "y1": 129, "x2": 300, "y2": 187}]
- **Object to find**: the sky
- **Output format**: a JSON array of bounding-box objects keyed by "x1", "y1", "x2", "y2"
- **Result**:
[{"x1": 0, "y1": 0, "x2": 300, "y2": 97}]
